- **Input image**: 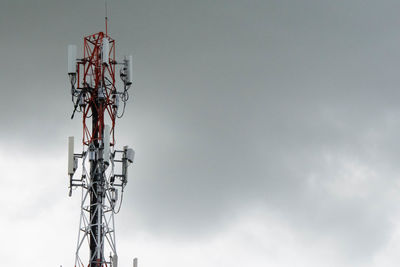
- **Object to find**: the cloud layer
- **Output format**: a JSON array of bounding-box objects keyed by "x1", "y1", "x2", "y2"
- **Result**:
[{"x1": 2, "y1": 0, "x2": 400, "y2": 266}]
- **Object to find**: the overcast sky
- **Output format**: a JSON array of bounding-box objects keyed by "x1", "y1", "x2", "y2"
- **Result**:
[{"x1": 2, "y1": 0, "x2": 400, "y2": 266}]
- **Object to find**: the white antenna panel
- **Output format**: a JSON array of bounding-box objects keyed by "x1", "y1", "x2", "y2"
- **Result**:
[
  {"x1": 68, "y1": 136, "x2": 75, "y2": 175},
  {"x1": 68, "y1": 45, "x2": 77, "y2": 74},
  {"x1": 102, "y1": 38, "x2": 109, "y2": 65},
  {"x1": 126, "y1": 55, "x2": 133, "y2": 85},
  {"x1": 112, "y1": 254, "x2": 118, "y2": 267},
  {"x1": 103, "y1": 124, "x2": 111, "y2": 165}
]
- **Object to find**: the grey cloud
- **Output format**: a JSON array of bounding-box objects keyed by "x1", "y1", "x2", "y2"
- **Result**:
[{"x1": 2, "y1": 0, "x2": 400, "y2": 265}]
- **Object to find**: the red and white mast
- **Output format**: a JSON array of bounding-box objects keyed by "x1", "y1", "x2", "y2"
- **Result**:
[{"x1": 67, "y1": 13, "x2": 134, "y2": 267}]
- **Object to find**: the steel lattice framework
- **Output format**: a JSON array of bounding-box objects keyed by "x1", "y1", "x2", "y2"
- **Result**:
[
  {"x1": 77, "y1": 32, "x2": 117, "y2": 146},
  {"x1": 67, "y1": 26, "x2": 133, "y2": 267}
]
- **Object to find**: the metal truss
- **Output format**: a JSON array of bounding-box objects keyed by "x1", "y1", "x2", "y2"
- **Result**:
[
  {"x1": 68, "y1": 23, "x2": 134, "y2": 267},
  {"x1": 72, "y1": 147, "x2": 128, "y2": 267}
]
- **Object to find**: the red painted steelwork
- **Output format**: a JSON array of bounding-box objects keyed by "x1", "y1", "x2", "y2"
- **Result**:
[{"x1": 76, "y1": 32, "x2": 117, "y2": 147}]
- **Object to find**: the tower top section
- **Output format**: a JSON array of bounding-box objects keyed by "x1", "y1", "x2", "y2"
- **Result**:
[{"x1": 68, "y1": 30, "x2": 132, "y2": 146}]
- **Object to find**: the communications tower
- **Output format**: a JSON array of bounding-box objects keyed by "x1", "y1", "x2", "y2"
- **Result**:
[{"x1": 67, "y1": 17, "x2": 134, "y2": 267}]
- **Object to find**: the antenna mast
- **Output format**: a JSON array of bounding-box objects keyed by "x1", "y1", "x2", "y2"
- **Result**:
[
  {"x1": 105, "y1": 1, "x2": 108, "y2": 36},
  {"x1": 67, "y1": 13, "x2": 134, "y2": 267}
]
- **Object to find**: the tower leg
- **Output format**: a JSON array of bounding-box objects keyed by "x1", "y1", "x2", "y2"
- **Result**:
[{"x1": 89, "y1": 105, "x2": 104, "y2": 267}]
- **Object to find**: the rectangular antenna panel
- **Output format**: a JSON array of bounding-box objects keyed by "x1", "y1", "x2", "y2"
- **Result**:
[
  {"x1": 133, "y1": 258, "x2": 138, "y2": 267},
  {"x1": 102, "y1": 38, "x2": 109, "y2": 65},
  {"x1": 103, "y1": 124, "x2": 111, "y2": 165},
  {"x1": 112, "y1": 254, "x2": 118, "y2": 267},
  {"x1": 68, "y1": 45, "x2": 77, "y2": 74},
  {"x1": 126, "y1": 55, "x2": 133, "y2": 85},
  {"x1": 68, "y1": 136, "x2": 74, "y2": 175}
]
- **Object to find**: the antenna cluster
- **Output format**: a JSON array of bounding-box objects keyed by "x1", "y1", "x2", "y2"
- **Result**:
[{"x1": 67, "y1": 25, "x2": 135, "y2": 267}]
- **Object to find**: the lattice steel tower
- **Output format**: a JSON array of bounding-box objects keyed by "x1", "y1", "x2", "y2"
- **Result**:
[{"x1": 67, "y1": 17, "x2": 134, "y2": 267}]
